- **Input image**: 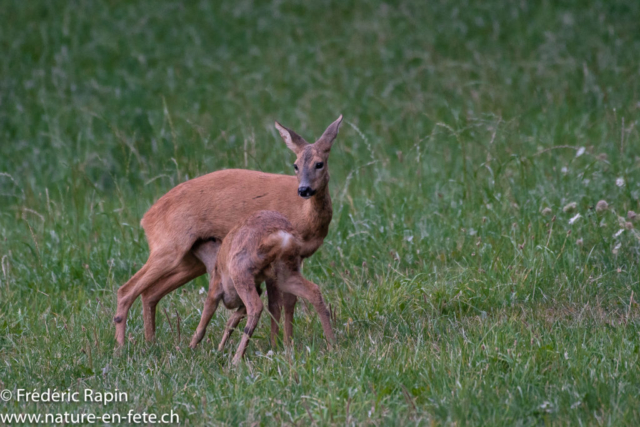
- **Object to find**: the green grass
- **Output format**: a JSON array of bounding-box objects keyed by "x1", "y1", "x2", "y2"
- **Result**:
[{"x1": 1, "y1": 0, "x2": 640, "y2": 425}]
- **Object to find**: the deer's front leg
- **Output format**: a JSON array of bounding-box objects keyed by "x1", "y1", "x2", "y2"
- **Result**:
[
  {"x1": 280, "y1": 274, "x2": 335, "y2": 346},
  {"x1": 282, "y1": 292, "x2": 297, "y2": 346},
  {"x1": 266, "y1": 279, "x2": 282, "y2": 347}
]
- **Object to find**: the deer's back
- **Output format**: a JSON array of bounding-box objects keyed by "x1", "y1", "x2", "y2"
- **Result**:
[{"x1": 140, "y1": 169, "x2": 328, "y2": 256}]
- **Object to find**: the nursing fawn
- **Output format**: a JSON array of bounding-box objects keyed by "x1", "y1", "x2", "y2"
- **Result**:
[{"x1": 189, "y1": 210, "x2": 335, "y2": 364}]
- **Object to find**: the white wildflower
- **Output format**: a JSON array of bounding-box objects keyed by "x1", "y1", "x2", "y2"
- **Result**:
[
  {"x1": 575, "y1": 147, "x2": 585, "y2": 157},
  {"x1": 616, "y1": 177, "x2": 625, "y2": 187},
  {"x1": 569, "y1": 213, "x2": 581, "y2": 224}
]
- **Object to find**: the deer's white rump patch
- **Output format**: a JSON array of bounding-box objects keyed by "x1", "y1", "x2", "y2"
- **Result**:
[{"x1": 275, "y1": 230, "x2": 294, "y2": 249}]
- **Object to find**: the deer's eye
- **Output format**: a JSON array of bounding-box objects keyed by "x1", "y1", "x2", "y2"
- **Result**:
[
  {"x1": 293, "y1": 164, "x2": 299, "y2": 172},
  {"x1": 315, "y1": 162, "x2": 324, "y2": 169}
]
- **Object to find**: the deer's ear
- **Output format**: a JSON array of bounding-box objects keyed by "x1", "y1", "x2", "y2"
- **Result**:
[
  {"x1": 275, "y1": 122, "x2": 308, "y2": 154},
  {"x1": 314, "y1": 115, "x2": 343, "y2": 152}
]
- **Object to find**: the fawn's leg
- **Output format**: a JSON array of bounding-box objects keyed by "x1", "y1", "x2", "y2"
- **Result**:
[
  {"x1": 231, "y1": 272, "x2": 264, "y2": 365},
  {"x1": 282, "y1": 293, "x2": 297, "y2": 345},
  {"x1": 266, "y1": 279, "x2": 282, "y2": 347},
  {"x1": 280, "y1": 273, "x2": 335, "y2": 345},
  {"x1": 218, "y1": 307, "x2": 247, "y2": 351},
  {"x1": 189, "y1": 271, "x2": 223, "y2": 348}
]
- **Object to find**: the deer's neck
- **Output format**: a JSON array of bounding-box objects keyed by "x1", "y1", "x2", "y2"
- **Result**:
[
  {"x1": 300, "y1": 185, "x2": 332, "y2": 253},
  {"x1": 307, "y1": 186, "x2": 332, "y2": 227}
]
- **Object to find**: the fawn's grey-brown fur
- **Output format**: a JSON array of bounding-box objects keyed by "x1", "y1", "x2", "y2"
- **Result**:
[{"x1": 189, "y1": 210, "x2": 335, "y2": 364}]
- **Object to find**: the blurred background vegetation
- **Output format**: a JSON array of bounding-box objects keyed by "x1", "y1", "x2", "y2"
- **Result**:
[{"x1": 1, "y1": 0, "x2": 640, "y2": 424}]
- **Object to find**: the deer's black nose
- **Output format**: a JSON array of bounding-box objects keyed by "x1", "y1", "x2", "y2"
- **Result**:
[{"x1": 298, "y1": 186, "x2": 316, "y2": 198}]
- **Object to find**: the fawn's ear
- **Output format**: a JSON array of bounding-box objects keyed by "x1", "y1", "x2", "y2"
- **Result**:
[
  {"x1": 275, "y1": 121, "x2": 308, "y2": 155},
  {"x1": 314, "y1": 115, "x2": 343, "y2": 153}
]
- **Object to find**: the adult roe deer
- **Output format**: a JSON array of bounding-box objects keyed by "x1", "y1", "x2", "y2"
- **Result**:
[
  {"x1": 188, "y1": 210, "x2": 335, "y2": 364},
  {"x1": 114, "y1": 115, "x2": 343, "y2": 346}
]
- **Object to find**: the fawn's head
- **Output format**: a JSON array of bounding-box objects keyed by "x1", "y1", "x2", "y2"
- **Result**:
[{"x1": 275, "y1": 115, "x2": 343, "y2": 199}]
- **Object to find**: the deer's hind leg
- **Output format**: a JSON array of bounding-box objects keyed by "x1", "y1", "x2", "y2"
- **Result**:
[
  {"x1": 114, "y1": 263, "x2": 150, "y2": 346},
  {"x1": 230, "y1": 271, "x2": 264, "y2": 365},
  {"x1": 218, "y1": 306, "x2": 247, "y2": 352},
  {"x1": 141, "y1": 252, "x2": 206, "y2": 343},
  {"x1": 115, "y1": 248, "x2": 192, "y2": 346},
  {"x1": 220, "y1": 279, "x2": 267, "y2": 351}
]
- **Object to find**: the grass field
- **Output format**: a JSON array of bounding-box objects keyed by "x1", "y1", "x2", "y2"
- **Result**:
[{"x1": 2, "y1": 0, "x2": 640, "y2": 425}]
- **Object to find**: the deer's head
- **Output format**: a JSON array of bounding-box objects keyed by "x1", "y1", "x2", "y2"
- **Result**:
[{"x1": 275, "y1": 115, "x2": 343, "y2": 199}]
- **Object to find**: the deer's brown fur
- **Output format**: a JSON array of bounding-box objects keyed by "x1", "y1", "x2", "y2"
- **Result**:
[
  {"x1": 113, "y1": 115, "x2": 343, "y2": 346},
  {"x1": 189, "y1": 210, "x2": 335, "y2": 364}
]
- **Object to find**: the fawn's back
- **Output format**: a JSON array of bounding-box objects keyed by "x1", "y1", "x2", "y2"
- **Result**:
[{"x1": 216, "y1": 210, "x2": 302, "y2": 282}]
